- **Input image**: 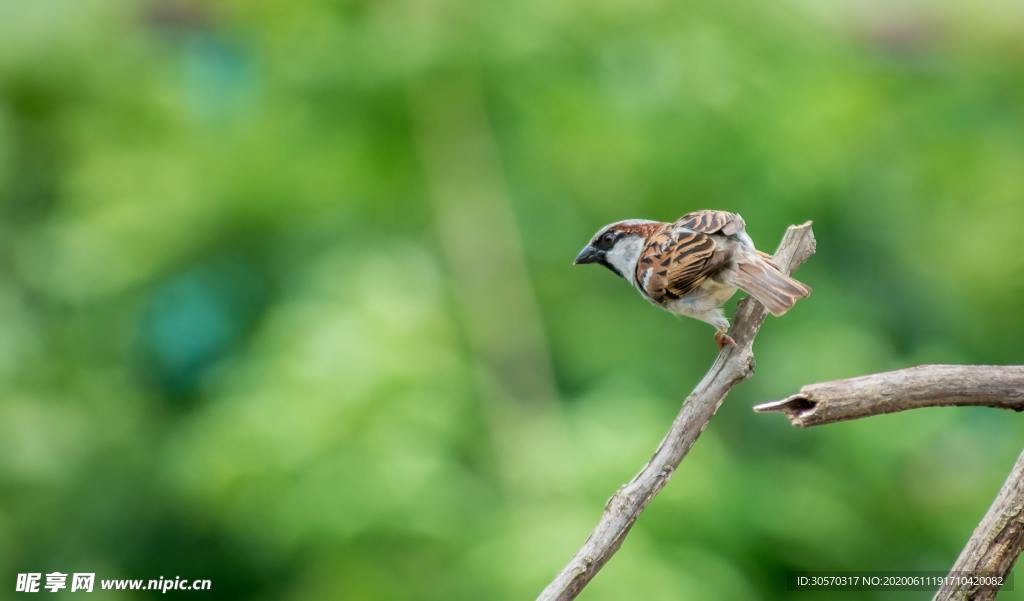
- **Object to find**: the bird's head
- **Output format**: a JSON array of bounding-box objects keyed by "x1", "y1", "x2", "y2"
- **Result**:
[{"x1": 574, "y1": 219, "x2": 661, "y2": 282}]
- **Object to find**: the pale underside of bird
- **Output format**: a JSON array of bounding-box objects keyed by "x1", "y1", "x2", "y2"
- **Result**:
[{"x1": 574, "y1": 210, "x2": 811, "y2": 347}]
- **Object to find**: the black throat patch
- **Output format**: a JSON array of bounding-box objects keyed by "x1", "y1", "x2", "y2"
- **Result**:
[{"x1": 598, "y1": 258, "x2": 625, "y2": 280}]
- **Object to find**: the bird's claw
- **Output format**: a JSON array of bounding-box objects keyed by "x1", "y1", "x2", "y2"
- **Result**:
[{"x1": 715, "y1": 332, "x2": 736, "y2": 350}]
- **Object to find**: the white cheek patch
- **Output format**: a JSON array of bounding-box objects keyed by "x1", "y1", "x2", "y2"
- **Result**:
[{"x1": 605, "y1": 236, "x2": 646, "y2": 285}]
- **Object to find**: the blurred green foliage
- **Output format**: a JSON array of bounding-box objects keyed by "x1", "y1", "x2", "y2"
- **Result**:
[{"x1": 1, "y1": 0, "x2": 1023, "y2": 599}]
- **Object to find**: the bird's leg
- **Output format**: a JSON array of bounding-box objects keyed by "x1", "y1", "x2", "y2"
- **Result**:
[
  {"x1": 705, "y1": 311, "x2": 735, "y2": 349},
  {"x1": 715, "y1": 330, "x2": 736, "y2": 349}
]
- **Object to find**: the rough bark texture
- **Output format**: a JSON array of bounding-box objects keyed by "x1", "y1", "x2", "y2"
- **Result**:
[
  {"x1": 934, "y1": 449, "x2": 1024, "y2": 601},
  {"x1": 537, "y1": 222, "x2": 816, "y2": 601},
  {"x1": 753, "y1": 365, "x2": 1024, "y2": 427}
]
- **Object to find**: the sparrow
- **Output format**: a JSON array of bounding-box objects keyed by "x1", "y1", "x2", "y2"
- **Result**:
[{"x1": 574, "y1": 210, "x2": 810, "y2": 348}]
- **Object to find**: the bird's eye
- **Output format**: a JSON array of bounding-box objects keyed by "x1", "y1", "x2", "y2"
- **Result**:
[{"x1": 594, "y1": 230, "x2": 618, "y2": 250}]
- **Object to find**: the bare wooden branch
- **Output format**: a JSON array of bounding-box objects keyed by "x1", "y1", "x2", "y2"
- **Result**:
[
  {"x1": 537, "y1": 222, "x2": 816, "y2": 601},
  {"x1": 934, "y1": 448, "x2": 1024, "y2": 601},
  {"x1": 753, "y1": 365, "x2": 1024, "y2": 428},
  {"x1": 754, "y1": 366, "x2": 1024, "y2": 599}
]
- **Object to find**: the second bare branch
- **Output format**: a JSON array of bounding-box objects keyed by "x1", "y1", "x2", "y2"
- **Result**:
[{"x1": 754, "y1": 365, "x2": 1024, "y2": 428}]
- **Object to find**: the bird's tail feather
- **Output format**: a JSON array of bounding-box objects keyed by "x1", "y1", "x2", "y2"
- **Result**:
[{"x1": 727, "y1": 257, "x2": 811, "y2": 317}]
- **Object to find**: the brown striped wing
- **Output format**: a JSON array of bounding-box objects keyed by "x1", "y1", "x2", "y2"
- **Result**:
[
  {"x1": 675, "y1": 210, "x2": 746, "y2": 237},
  {"x1": 676, "y1": 210, "x2": 777, "y2": 266},
  {"x1": 637, "y1": 226, "x2": 727, "y2": 303}
]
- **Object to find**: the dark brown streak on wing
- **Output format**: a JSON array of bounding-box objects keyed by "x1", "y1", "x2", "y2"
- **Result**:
[
  {"x1": 676, "y1": 210, "x2": 746, "y2": 237},
  {"x1": 639, "y1": 227, "x2": 727, "y2": 304}
]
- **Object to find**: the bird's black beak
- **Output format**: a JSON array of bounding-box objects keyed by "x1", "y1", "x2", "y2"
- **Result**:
[{"x1": 574, "y1": 244, "x2": 602, "y2": 265}]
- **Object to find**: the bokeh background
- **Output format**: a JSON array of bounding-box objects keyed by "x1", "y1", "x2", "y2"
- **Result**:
[{"x1": 2, "y1": 0, "x2": 1023, "y2": 599}]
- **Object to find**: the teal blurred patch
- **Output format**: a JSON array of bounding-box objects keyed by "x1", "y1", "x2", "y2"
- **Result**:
[{"x1": 139, "y1": 256, "x2": 267, "y2": 398}]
